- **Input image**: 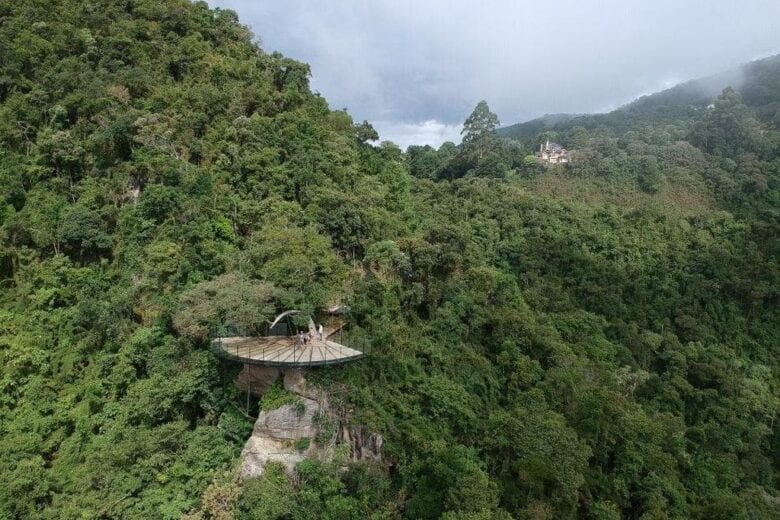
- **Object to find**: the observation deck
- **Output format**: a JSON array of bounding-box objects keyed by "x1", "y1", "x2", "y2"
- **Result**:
[{"x1": 210, "y1": 310, "x2": 367, "y2": 367}]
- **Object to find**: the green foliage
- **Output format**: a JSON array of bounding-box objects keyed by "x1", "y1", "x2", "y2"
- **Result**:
[
  {"x1": 260, "y1": 380, "x2": 300, "y2": 411},
  {"x1": 0, "y1": 1, "x2": 778, "y2": 519},
  {"x1": 236, "y1": 458, "x2": 399, "y2": 520},
  {"x1": 235, "y1": 463, "x2": 295, "y2": 519},
  {"x1": 243, "y1": 220, "x2": 345, "y2": 310},
  {"x1": 294, "y1": 437, "x2": 311, "y2": 451},
  {"x1": 173, "y1": 272, "x2": 278, "y2": 339},
  {"x1": 404, "y1": 444, "x2": 503, "y2": 519},
  {"x1": 461, "y1": 100, "x2": 500, "y2": 145},
  {"x1": 689, "y1": 88, "x2": 770, "y2": 158},
  {"x1": 427, "y1": 100, "x2": 521, "y2": 180},
  {"x1": 313, "y1": 411, "x2": 338, "y2": 445},
  {"x1": 633, "y1": 155, "x2": 664, "y2": 193}
]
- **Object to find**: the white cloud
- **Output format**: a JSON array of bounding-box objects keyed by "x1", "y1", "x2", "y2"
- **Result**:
[
  {"x1": 209, "y1": 0, "x2": 780, "y2": 137},
  {"x1": 372, "y1": 120, "x2": 463, "y2": 150}
]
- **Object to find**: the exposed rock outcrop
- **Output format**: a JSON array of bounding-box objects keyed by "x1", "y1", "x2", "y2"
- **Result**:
[
  {"x1": 240, "y1": 396, "x2": 319, "y2": 479},
  {"x1": 283, "y1": 368, "x2": 318, "y2": 399},
  {"x1": 236, "y1": 366, "x2": 318, "y2": 398},
  {"x1": 341, "y1": 425, "x2": 384, "y2": 462},
  {"x1": 256, "y1": 397, "x2": 320, "y2": 440},
  {"x1": 235, "y1": 365, "x2": 280, "y2": 396},
  {"x1": 238, "y1": 368, "x2": 384, "y2": 479}
]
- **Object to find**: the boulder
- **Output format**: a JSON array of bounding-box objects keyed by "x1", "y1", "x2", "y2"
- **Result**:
[
  {"x1": 239, "y1": 397, "x2": 320, "y2": 479},
  {"x1": 283, "y1": 368, "x2": 317, "y2": 399},
  {"x1": 240, "y1": 436, "x2": 305, "y2": 479},
  {"x1": 254, "y1": 397, "x2": 320, "y2": 440},
  {"x1": 237, "y1": 368, "x2": 386, "y2": 479}
]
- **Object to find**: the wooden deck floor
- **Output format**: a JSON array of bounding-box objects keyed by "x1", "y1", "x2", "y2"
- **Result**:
[{"x1": 212, "y1": 335, "x2": 363, "y2": 366}]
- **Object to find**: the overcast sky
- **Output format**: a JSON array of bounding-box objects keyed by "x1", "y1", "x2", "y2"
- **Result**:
[{"x1": 208, "y1": 0, "x2": 780, "y2": 148}]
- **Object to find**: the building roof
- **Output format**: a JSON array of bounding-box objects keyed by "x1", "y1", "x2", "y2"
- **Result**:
[{"x1": 545, "y1": 141, "x2": 566, "y2": 153}]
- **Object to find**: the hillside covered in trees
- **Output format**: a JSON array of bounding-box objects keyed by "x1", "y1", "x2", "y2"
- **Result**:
[
  {"x1": 0, "y1": 1, "x2": 778, "y2": 519},
  {"x1": 497, "y1": 54, "x2": 780, "y2": 140}
]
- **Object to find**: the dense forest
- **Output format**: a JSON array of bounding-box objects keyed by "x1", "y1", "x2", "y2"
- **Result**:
[{"x1": 0, "y1": 1, "x2": 778, "y2": 519}]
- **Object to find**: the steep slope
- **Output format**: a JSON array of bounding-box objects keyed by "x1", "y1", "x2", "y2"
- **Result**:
[
  {"x1": 0, "y1": 1, "x2": 407, "y2": 517},
  {"x1": 0, "y1": 2, "x2": 778, "y2": 520}
]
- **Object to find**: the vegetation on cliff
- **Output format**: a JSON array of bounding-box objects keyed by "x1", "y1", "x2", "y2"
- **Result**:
[{"x1": 0, "y1": 1, "x2": 778, "y2": 518}]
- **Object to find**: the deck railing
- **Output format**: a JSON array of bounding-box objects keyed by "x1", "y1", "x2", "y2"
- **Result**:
[{"x1": 208, "y1": 322, "x2": 371, "y2": 367}]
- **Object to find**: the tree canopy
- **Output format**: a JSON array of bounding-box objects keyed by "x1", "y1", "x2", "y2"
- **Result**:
[
  {"x1": 461, "y1": 100, "x2": 500, "y2": 145},
  {"x1": 0, "y1": 1, "x2": 778, "y2": 519}
]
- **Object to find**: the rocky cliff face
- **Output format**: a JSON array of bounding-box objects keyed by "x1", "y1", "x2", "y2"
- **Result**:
[
  {"x1": 341, "y1": 425, "x2": 384, "y2": 462},
  {"x1": 240, "y1": 395, "x2": 320, "y2": 478},
  {"x1": 235, "y1": 365, "x2": 282, "y2": 397},
  {"x1": 238, "y1": 367, "x2": 383, "y2": 479}
]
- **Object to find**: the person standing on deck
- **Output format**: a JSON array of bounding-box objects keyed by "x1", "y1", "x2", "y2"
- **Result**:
[{"x1": 317, "y1": 323, "x2": 324, "y2": 341}]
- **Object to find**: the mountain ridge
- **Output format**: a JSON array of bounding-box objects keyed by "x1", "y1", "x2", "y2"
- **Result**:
[{"x1": 498, "y1": 53, "x2": 780, "y2": 139}]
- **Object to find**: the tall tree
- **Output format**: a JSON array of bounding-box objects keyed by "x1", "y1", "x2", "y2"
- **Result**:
[{"x1": 461, "y1": 100, "x2": 500, "y2": 159}]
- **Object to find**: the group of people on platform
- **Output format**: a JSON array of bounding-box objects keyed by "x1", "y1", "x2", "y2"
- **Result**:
[{"x1": 297, "y1": 323, "x2": 324, "y2": 346}]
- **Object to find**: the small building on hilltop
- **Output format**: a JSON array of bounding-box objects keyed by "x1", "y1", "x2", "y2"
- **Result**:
[{"x1": 537, "y1": 140, "x2": 570, "y2": 164}]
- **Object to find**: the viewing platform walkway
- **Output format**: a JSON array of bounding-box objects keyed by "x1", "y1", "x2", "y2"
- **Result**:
[
  {"x1": 211, "y1": 335, "x2": 364, "y2": 367},
  {"x1": 210, "y1": 311, "x2": 367, "y2": 367}
]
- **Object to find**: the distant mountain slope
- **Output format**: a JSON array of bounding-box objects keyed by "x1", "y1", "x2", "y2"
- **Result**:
[
  {"x1": 494, "y1": 113, "x2": 580, "y2": 139},
  {"x1": 498, "y1": 53, "x2": 780, "y2": 139}
]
